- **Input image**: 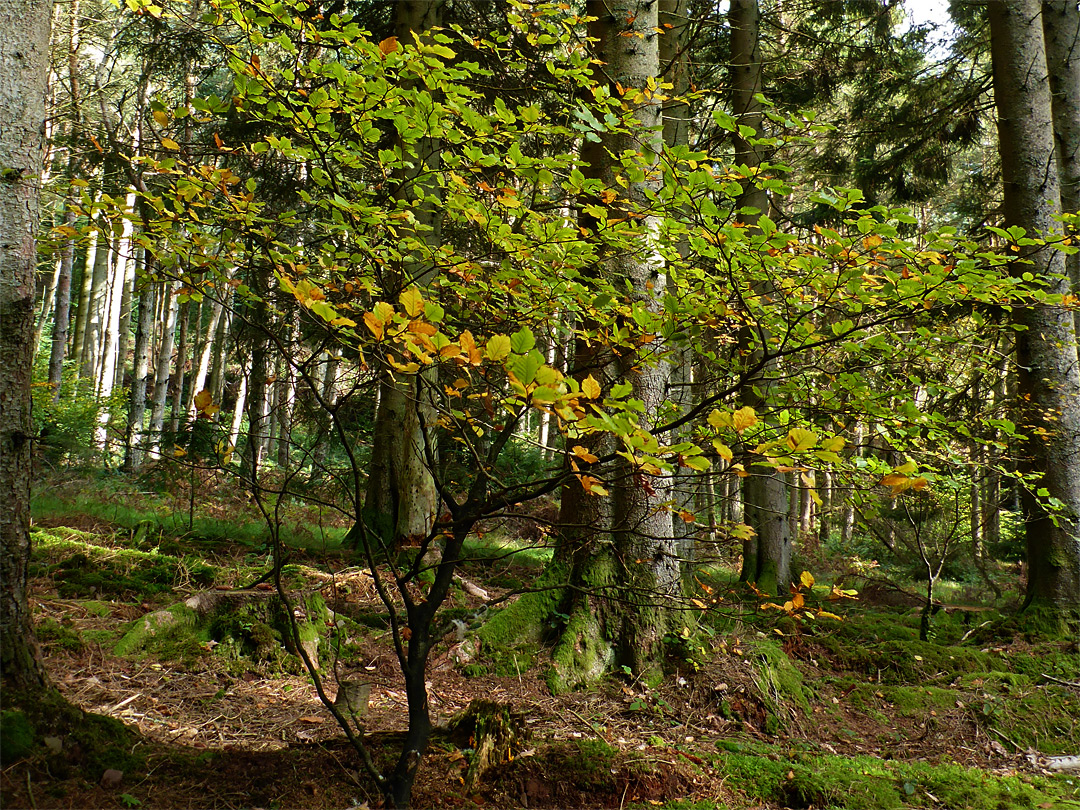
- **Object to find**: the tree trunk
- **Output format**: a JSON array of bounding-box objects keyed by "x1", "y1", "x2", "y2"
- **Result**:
[
  {"x1": 70, "y1": 210, "x2": 95, "y2": 372},
  {"x1": 310, "y1": 352, "x2": 339, "y2": 475},
  {"x1": 124, "y1": 266, "x2": 156, "y2": 472},
  {"x1": 551, "y1": 0, "x2": 676, "y2": 688},
  {"x1": 148, "y1": 279, "x2": 180, "y2": 458},
  {"x1": 731, "y1": 0, "x2": 792, "y2": 595},
  {"x1": 47, "y1": 203, "x2": 77, "y2": 399},
  {"x1": 1042, "y1": 1, "x2": 1080, "y2": 335},
  {"x1": 79, "y1": 223, "x2": 111, "y2": 385},
  {"x1": 0, "y1": 0, "x2": 52, "y2": 692},
  {"x1": 168, "y1": 299, "x2": 191, "y2": 436},
  {"x1": 990, "y1": 0, "x2": 1080, "y2": 611},
  {"x1": 361, "y1": 0, "x2": 443, "y2": 553}
]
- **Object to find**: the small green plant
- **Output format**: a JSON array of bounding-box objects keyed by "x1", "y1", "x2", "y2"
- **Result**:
[{"x1": 119, "y1": 793, "x2": 141, "y2": 808}]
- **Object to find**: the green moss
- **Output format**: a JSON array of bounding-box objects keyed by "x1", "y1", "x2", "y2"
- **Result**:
[
  {"x1": 548, "y1": 594, "x2": 615, "y2": 694},
  {"x1": 717, "y1": 744, "x2": 1078, "y2": 810},
  {"x1": 545, "y1": 555, "x2": 619, "y2": 694},
  {"x1": 1, "y1": 689, "x2": 141, "y2": 775},
  {"x1": 479, "y1": 561, "x2": 568, "y2": 650},
  {"x1": 0, "y1": 710, "x2": 35, "y2": 762},
  {"x1": 31, "y1": 529, "x2": 201, "y2": 598},
  {"x1": 80, "y1": 600, "x2": 113, "y2": 617},
  {"x1": 36, "y1": 617, "x2": 85, "y2": 652},
  {"x1": 114, "y1": 604, "x2": 199, "y2": 657},
  {"x1": 750, "y1": 639, "x2": 811, "y2": 718},
  {"x1": 836, "y1": 639, "x2": 990, "y2": 683}
]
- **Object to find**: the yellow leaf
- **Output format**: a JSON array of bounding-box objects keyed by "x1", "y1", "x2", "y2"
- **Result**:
[
  {"x1": 862, "y1": 234, "x2": 883, "y2": 249},
  {"x1": 800, "y1": 571, "x2": 815, "y2": 589},
  {"x1": 399, "y1": 287, "x2": 424, "y2": 318},
  {"x1": 821, "y1": 435, "x2": 846, "y2": 452},
  {"x1": 572, "y1": 445, "x2": 599, "y2": 464},
  {"x1": 485, "y1": 334, "x2": 511, "y2": 361},
  {"x1": 152, "y1": 109, "x2": 170, "y2": 126},
  {"x1": 785, "y1": 427, "x2": 817, "y2": 452},
  {"x1": 712, "y1": 440, "x2": 733, "y2": 462},
  {"x1": 161, "y1": 137, "x2": 180, "y2": 150},
  {"x1": 378, "y1": 35, "x2": 398, "y2": 55},
  {"x1": 731, "y1": 462, "x2": 749, "y2": 477},
  {"x1": 373, "y1": 301, "x2": 395, "y2": 322},
  {"x1": 708, "y1": 409, "x2": 731, "y2": 430},
  {"x1": 581, "y1": 375, "x2": 601, "y2": 399},
  {"x1": 497, "y1": 188, "x2": 520, "y2": 207},
  {"x1": 791, "y1": 592, "x2": 805, "y2": 609},
  {"x1": 732, "y1": 406, "x2": 757, "y2": 433},
  {"x1": 408, "y1": 320, "x2": 437, "y2": 336},
  {"x1": 387, "y1": 354, "x2": 419, "y2": 373},
  {"x1": 691, "y1": 598, "x2": 707, "y2": 609},
  {"x1": 893, "y1": 459, "x2": 917, "y2": 475},
  {"x1": 193, "y1": 389, "x2": 214, "y2": 414}
]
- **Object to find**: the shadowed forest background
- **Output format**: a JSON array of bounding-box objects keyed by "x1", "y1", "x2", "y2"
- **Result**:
[{"x1": 1, "y1": 0, "x2": 1078, "y2": 808}]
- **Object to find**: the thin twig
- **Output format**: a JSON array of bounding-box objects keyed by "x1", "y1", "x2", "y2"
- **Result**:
[{"x1": 1040, "y1": 673, "x2": 1080, "y2": 690}]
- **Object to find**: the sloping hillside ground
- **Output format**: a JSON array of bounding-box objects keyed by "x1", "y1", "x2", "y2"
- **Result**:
[{"x1": 2, "y1": 479, "x2": 1078, "y2": 810}]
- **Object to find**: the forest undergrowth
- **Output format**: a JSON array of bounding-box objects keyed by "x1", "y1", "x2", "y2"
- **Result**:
[{"x1": 2, "y1": 474, "x2": 1078, "y2": 810}]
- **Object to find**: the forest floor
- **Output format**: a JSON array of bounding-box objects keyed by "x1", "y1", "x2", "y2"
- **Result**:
[{"x1": 2, "y1": 475, "x2": 1079, "y2": 809}]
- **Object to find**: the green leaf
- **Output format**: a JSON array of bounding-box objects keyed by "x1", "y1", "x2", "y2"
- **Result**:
[{"x1": 510, "y1": 326, "x2": 536, "y2": 354}]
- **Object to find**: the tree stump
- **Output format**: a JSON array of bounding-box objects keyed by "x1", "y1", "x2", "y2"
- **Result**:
[{"x1": 449, "y1": 699, "x2": 524, "y2": 788}]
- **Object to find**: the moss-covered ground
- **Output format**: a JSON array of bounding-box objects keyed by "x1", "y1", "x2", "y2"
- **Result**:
[{"x1": 2, "y1": 481, "x2": 1078, "y2": 809}]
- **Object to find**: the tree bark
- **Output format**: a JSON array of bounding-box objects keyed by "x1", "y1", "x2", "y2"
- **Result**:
[
  {"x1": 47, "y1": 203, "x2": 77, "y2": 399},
  {"x1": 124, "y1": 266, "x2": 156, "y2": 472},
  {"x1": 361, "y1": 0, "x2": 443, "y2": 553},
  {"x1": 990, "y1": 0, "x2": 1080, "y2": 611},
  {"x1": 0, "y1": 0, "x2": 52, "y2": 692},
  {"x1": 731, "y1": 0, "x2": 792, "y2": 595},
  {"x1": 148, "y1": 279, "x2": 180, "y2": 458},
  {"x1": 1042, "y1": 1, "x2": 1080, "y2": 335},
  {"x1": 79, "y1": 223, "x2": 111, "y2": 384},
  {"x1": 552, "y1": 0, "x2": 677, "y2": 687}
]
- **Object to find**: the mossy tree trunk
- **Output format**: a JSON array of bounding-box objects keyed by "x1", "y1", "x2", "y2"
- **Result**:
[
  {"x1": 1042, "y1": 1, "x2": 1080, "y2": 337},
  {"x1": 731, "y1": 0, "x2": 792, "y2": 598},
  {"x1": 360, "y1": 0, "x2": 443, "y2": 556},
  {"x1": 549, "y1": 0, "x2": 679, "y2": 689},
  {"x1": 990, "y1": 0, "x2": 1080, "y2": 615}
]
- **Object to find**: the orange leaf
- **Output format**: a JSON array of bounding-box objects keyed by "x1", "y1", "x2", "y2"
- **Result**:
[
  {"x1": 379, "y1": 36, "x2": 399, "y2": 56},
  {"x1": 363, "y1": 311, "x2": 384, "y2": 340},
  {"x1": 572, "y1": 445, "x2": 599, "y2": 464}
]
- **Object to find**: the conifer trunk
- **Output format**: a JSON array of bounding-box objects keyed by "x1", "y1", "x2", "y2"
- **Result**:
[
  {"x1": 1, "y1": 0, "x2": 52, "y2": 692},
  {"x1": 552, "y1": 0, "x2": 676, "y2": 688},
  {"x1": 1042, "y1": 1, "x2": 1080, "y2": 336},
  {"x1": 731, "y1": 0, "x2": 791, "y2": 595},
  {"x1": 990, "y1": 0, "x2": 1080, "y2": 611}
]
